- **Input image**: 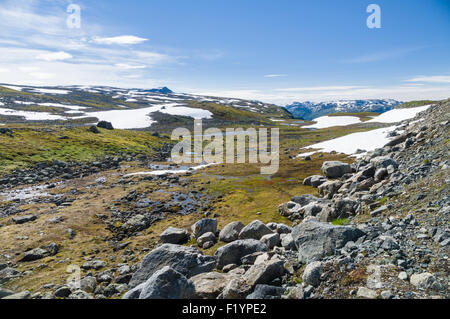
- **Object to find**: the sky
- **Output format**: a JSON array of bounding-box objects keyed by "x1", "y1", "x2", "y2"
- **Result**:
[{"x1": 0, "y1": 0, "x2": 449, "y2": 105}]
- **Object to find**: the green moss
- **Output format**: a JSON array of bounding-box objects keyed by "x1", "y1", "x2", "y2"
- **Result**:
[{"x1": 331, "y1": 218, "x2": 350, "y2": 226}]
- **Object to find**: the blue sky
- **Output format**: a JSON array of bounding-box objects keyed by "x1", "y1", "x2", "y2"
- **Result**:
[{"x1": 0, "y1": 0, "x2": 449, "y2": 104}]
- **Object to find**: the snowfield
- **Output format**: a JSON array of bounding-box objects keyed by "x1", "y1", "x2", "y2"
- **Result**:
[
  {"x1": 303, "y1": 115, "x2": 362, "y2": 129},
  {"x1": 81, "y1": 103, "x2": 213, "y2": 129},
  {"x1": 367, "y1": 105, "x2": 431, "y2": 123},
  {"x1": 0, "y1": 108, "x2": 66, "y2": 121},
  {"x1": 297, "y1": 104, "x2": 432, "y2": 157},
  {"x1": 32, "y1": 88, "x2": 70, "y2": 95},
  {"x1": 298, "y1": 126, "x2": 399, "y2": 158}
]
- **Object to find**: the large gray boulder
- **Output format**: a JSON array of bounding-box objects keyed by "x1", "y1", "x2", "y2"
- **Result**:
[
  {"x1": 243, "y1": 259, "x2": 285, "y2": 288},
  {"x1": 128, "y1": 244, "x2": 216, "y2": 288},
  {"x1": 260, "y1": 233, "x2": 280, "y2": 249},
  {"x1": 214, "y1": 239, "x2": 268, "y2": 270},
  {"x1": 303, "y1": 175, "x2": 327, "y2": 188},
  {"x1": 19, "y1": 248, "x2": 49, "y2": 262},
  {"x1": 0, "y1": 287, "x2": 14, "y2": 298},
  {"x1": 11, "y1": 215, "x2": 37, "y2": 224},
  {"x1": 318, "y1": 180, "x2": 342, "y2": 199},
  {"x1": 219, "y1": 221, "x2": 245, "y2": 242},
  {"x1": 278, "y1": 201, "x2": 302, "y2": 219},
  {"x1": 191, "y1": 271, "x2": 236, "y2": 299},
  {"x1": 246, "y1": 284, "x2": 284, "y2": 299},
  {"x1": 370, "y1": 156, "x2": 398, "y2": 170},
  {"x1": 239, "y1": 220, "x2": 273, "y2": 240},
  {"x1": 321, "y1": 161, "x2": 352, "y2": 178},
  {"x1": 302, "y1": 261, "x2": 322, "y2": 287},
  {"x1": 139, "y1": 266, "x2": 195, "y2": 299},
  {"x1": 291, "y1": 194, "x2": 321, "y2": 206},
  {"x1": 191, "y1": 218, "x2": 218, "y2": 239},
  {"x1": 159, "y1": 227, "x2": 189, "y2": 244},
  {"x1": 292, "y1": 220, "x2": 365, "y2": 263}
]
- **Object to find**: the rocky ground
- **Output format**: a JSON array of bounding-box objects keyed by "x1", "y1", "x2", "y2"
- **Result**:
[{"x1": 0, "y1": 100, "x2": 448, "y2": 300}]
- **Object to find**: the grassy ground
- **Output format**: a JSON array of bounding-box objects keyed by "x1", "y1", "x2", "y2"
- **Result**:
[
  {"x1": 396, "y1": 100, "x2": 438, "y2": 109},
  {"x1": 326, "y1": 112, "x2": 380, "y2": 122},
  {"x1": 0, "y1": 124, "x2": 168, "y2": 174},
  {"x1": 0, "y1": 118, "x2": 362, "y2": 294}
]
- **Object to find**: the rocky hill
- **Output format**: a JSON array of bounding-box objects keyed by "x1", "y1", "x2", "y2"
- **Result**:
[{"x1": 285, "y1": 99, "x2": 402, "y2": 120}]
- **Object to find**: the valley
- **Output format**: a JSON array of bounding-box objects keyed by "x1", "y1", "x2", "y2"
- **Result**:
[{"x1": 0, "y1": 84, "x2": 448, "y2": 300}]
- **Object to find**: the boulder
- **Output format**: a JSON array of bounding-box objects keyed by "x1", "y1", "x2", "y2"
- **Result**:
[
  {"x1": 243, "y1": 259, "x2": 285, "y2": 288},
  {"x1": 303, "y1": 175, "x2": 327, "y2": 187},
  {"x1": 357, "y1": 287, "x2": 378, "y2": 299},
  {"x1": 260, "y1": 233, "x2": 280, "y2": 249},
  {"x1": 410, "y1": 273, "x2": 441, "y2": 290},
  {"x1": 302, "y1": 261, "x2": 322, "y2": 287},
  {"x1": 246, "y1": 285, "x2": 284, "y2": 299},
  {"x1": 281, "y1": 233, "x2": 296, "y2": 250},
  {"x1": 81, "y1": 260, "x2": 107, "y2": 270},
  {"x1": 218, "y1": 277, "x2": 252, "y2": 299},
  {"x1": 291, "y1": 194, "x2": 321, "y2": 206},
  {"x1": 0, "y1": 287, "x2": 14, "y2": 298},
  {"x1": 219, "y1": 221, "x2": 245, "y2": 242},
  {"x1": 80, "y1": 276, "x2": 97, "y2": 293},
  {"x1": 374, "y1": 168, "x2": 388, "y2": 182},
  {"x1": 318, "y1": 180, "x2": 342, "y2": 199},
  {"x1": 278, "y1": 201, "x2": 302, "y2": 219},
  {"x1": 159, "y1": 227, "x2": 189, "y2": 244},
  {"x1": 197, "y1": 232, "x2": 217, "y2": 248},
  {"x1": 122, "y1": 214, "x2": 148, "y2": 232},
  {"x1": 239, "y1": 220, "x2": 273, "y2": 240},
  {"x1": 191, "y1": 218, "x2": 217, "y2": 239},
  {"x1": 11, "y1": 215, "x2": 37, "y2": 224},
  {"x1": 2, "y1": 291, "x2": 31, "y2": 299},
  {"x1": 191, "y1": 271, "x2": 235, "y2": 299},
  {"x1": 215, "y1": 239, "x2": 268, "y2": 270},
  {"x1": 370, "y1": 156, "x2": 398, "y2": 169},
  {"x1": 128, "y1": 244, "x2": 216, "y2": 288},
  {"x1": 321, "y1": 161, "x2": 352, "y2": 178},
  {"x1": 97, "y1": 121, "x2": 114, "y2": 130},
  {"x1": 291, "y1": 220, "x2": 365, "y2": 263},
  {"x1": 19, "y1": 248, "x2": 48, "y2": 262},
  {"x1": 139, "y1": 266, "x2": 195, "y2": 299}
]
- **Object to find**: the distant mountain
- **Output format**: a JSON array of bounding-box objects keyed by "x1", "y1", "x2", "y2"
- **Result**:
[
  {"x1": 284, "y1": 99, "x2": 402, "y2": 120},
  {"x1": 0, "y1": 83, "x2": 291, "y2": 129},
  {"x1": 144, "y1": 87, "x2": 173, "y2": 94}
]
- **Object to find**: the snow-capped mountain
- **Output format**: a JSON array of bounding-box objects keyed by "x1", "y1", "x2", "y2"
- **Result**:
[
  {"x1": 284, "y1": 99, "x2": 402, "y2": 120},
  {"x1": 0, "y1": 84, "x2": 291, "y2": 129}
]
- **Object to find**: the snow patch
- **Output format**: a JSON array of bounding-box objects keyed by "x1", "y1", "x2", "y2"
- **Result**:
[
  {"x1": 367, "y1": 105, "x2": 431, "y2": 124},
  {"x1": 0, "y1": 108, "x2": 66, "y2": 121},
  {"x1": 124, "y1": 163, "x2": 215, "y2": 177},
  {"x1": 297, "y1": 126, "x2": 398, "y2": 158},
  {"x1": 303, "y1": 115, "x2": 361, "y2": 129}
]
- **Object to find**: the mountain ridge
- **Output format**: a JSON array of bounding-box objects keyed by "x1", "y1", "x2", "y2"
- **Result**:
[{"x1": 284, "y1": 99, "x2": 402, "y2": 120}]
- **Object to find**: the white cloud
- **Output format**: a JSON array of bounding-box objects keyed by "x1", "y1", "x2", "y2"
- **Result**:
[
  {"x1": 115, "y1": 63, "x2": 147, "y2": 69},
  {"x1": 92, "y1": 35, "x2": 148, "y2": 45},
  {"x1": 264, "y1": 74, "x2": 288, "y2": 78},
  {"x1": 275, "y1": 86, "x2": 365, "y2": 92},
  {"x1": 29, "y1": 72, "x2": 54, "y2": 80},
  {"x1": 36, "y1": 51, "x2": 73, "y2": 61},
  {"x1": 188, "y1": 84, "x2": 450, "y2": 105},
  {"x1": 405, "y1": 75, "x2": 450, "y2": 83}
]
